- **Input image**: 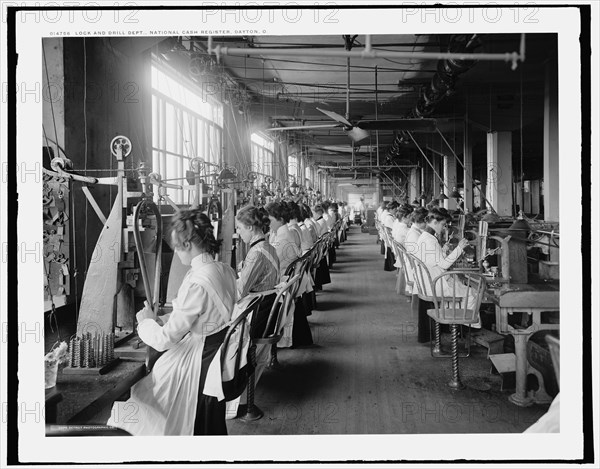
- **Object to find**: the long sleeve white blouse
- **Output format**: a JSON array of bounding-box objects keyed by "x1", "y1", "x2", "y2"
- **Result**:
[
  {"x1": 137, "y1": 255, "x2": 237, "y2": 351},
  {"x1": 271, "y1": 224, "x2": 301, "y2": 278},
  {"x1": 416, "y1": 230, "x2": 464, "y2": 279}
]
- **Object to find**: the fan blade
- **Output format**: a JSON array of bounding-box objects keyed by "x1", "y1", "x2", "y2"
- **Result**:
[
  {"x1": 265, "y1": 124, "x2": 341, "y2": 132},
  {"x1": 347, "y1": 127, "x2": 370, "y2": 143},
  {"x1": 355, "y1": 118, "x2": 437, "y2": 132},
  {"x1": 316, "y1": 107, "x2": 353, "y2": 127}
]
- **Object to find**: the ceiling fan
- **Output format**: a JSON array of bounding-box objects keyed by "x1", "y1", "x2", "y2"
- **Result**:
[
  {"x1": 265, "y1": 49, "x2": 437, "y2": 143},
  {"x1": 266, "y1": 110, "x2": 437, "y2": 143}
]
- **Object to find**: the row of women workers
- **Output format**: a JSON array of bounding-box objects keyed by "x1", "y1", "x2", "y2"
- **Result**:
[
  {"x1": 377, "y1": 202, "x2": 480, "y2": 341},
  {"x1": 108, "y1": 199, "x2": 346, "y2": 436}
]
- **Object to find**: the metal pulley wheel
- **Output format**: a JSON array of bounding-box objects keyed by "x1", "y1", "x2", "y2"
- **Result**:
[
  {"x1": 110, "y1": 135, "x2": 132, "y2": 158},
  {"x1": 50, "y1": 156, "x2": 73, "y2": 172},
  {"x1": 189, "y1": 157, "x2": 205, "y2": 174},
  {"x1": 247, "y1": 171, "x2": 258, "y2": 182}
]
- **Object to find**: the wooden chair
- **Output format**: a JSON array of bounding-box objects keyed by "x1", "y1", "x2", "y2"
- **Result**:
[
  {"x1": 545, "y1": 335, "x2": 560, "y2": 390},
  {"x1": 406, "y1": 253, "x2": 445, "y2": 354},
  {"x1": 240, "y1": 273, "x2": 303, "y2": 421},
  {"x1": 382, "y1": 227, "x2": 396, "y2": 271},
  {"x1": 426, "y1": 271, "x2": 487, "y2": 389},
  {"x1": 219, "y1": 295, "x2": 263, "y2": 402},
  {"x1": 307, "y1": 238, "x2": 324, "y2": 305},
  {"x1": 391, "y1": 240, "x2": 413, "y2": 298},
  {"x1": 312, "y1": 233, "x2": 331, "y2": 289},
  {"x1": 375, "y1": 220, "x2": 385, "y2": 254},
  {"x1": 282, "y1": 252, "x2": 314, "y2": 347},
  {"x1": 325, "y1": 227, "x2": 338, "y2": 266}
]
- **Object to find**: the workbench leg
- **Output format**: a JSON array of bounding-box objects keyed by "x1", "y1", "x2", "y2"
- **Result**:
[
  {"x1": 528, "y1": 367, "x2": 553, "y2": 405},
  {"x1": 508, "y1": 332, "x2": 534, "y2": 407}
]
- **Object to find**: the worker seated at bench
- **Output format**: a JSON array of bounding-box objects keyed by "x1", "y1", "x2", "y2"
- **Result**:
[
  {"x1": 107, "y1": 208, "x2": 237, "y2": 435},
  {"x1": 298, "y1": 202, "x2": 318, "y2": 254},
  {"x1": 392, "y1": 203, "x2": 414, "y2": 245},
  {"x1": 416, "y1": 207, "x2": 481, "y2": 328},
  {"x1": 266, "y1": 201, "x2": 301, "y2": 278},
  {"x1": 286, "y1": 201, "x2": 303, "y2": 254},
  {"x1": 227, "y1": 204, "x2": 281, "y2": 419},
  {"x1": 235, "y1": 204, "x2": 280, "y2": 338},
  {"x1": 403, "y1": 207, "x2": 429, "y2": 293}
]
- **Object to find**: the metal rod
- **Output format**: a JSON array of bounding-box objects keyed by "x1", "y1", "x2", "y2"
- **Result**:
[
  {"x1": 346, "y1": 57, "x2": 351, "y2": 121},
  {"x1": 318, "y1": 164, "x2": 417, "y2": 169},
  {"x1": 209, "y1": 43, "x2": 524, "y2": 64},
  {"x1": 375, "y1": 65, "x2": 380, "y2": 168},
  {"x1": 81, "y1": 186, "x2": 107, "y2": 224},
  {"x1": 380, "y1": 171, "x2": 404, "y2": 194},
  {"x1": 406, "y1": 132, "x2": 449, "y2": 193},
  {"x1": 435, "y1": 129, "x2": 497, "y2": 214}
]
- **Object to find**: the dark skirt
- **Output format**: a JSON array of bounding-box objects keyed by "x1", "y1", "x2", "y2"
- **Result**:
[
  {"x1": 302, "y1": 291, "x2": 314, "y2": 315},
  {"x1": 380, "y1": 239, "x2": 386, "y2": 255},
  {"x1": 328, "y1": 246, "x2": 337, "y2": 266},
  {"x1": 250, "y1": 292, "x2": 278, "y2": 339},
  {"x1": 292, "y1": 297, "x2": 313, "y2": 347},
  {"x1": 384, "y1": 247, "x2": 396, "y2": 271},
  {"x1": 193, "y1": 328, "x2": 228, "y2": 435},
  {"x1": 412, "y1": 294, "x2": 433, "y2": 344},
  {"x1": 315, "y1": 257, "x2": 331, "y2": 286}
]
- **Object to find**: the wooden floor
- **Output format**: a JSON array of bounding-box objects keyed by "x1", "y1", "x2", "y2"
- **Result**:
[{"x1": 228, "y1": 226, "x2": 549, "y2": 435}]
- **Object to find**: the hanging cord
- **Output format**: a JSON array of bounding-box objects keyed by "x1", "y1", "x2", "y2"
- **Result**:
[
  {"x1": 41, "y1": 127, "x2": 64, "y2": 338},
  {"x1": 83, "y1": 38, "x2": 89, "y2": 276},
  {"x1": 42, "y1": 43, "x2": 61, "y2": 161},
  {"x1": 69, "y1": 175, "x2": 80, "y2": 324},
  {"x1": 43, "y1": 255, "x2": 60, "y2": 339},
  {"x1": 520, "y1": 64, "x2": 524, "y2": 213}
]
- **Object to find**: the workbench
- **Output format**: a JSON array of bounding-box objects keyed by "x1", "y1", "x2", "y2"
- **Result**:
[
  {"x1": 45, "y1": 359, "x2": 146, "y2": 426},
  {"x1": 487, "y1": 281, "x2": 560, "y2": 407}
]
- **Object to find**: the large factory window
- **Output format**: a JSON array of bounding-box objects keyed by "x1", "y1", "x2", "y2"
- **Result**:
[
  {"x1": 151, "y1": 62, "x2": 223, "y2": 204},
  {"x1": 305, "y1": 165, "x2": 313, "y2": 188},
  {"x1": 250, "y1": 132, "x2": 274, "y2": 185},
  {"x1": 288, "y1": 153, "x2": 298, "y2": 182}
]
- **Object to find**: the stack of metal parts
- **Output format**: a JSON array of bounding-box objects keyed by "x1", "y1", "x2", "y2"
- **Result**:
[{"x1": 67, "y1": 332, "x2": 115, "y2": 369}]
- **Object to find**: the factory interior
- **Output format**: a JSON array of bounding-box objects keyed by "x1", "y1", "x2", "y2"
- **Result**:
[{"x1": 38, "y1": 29, "x2": 572, "y2": 445}]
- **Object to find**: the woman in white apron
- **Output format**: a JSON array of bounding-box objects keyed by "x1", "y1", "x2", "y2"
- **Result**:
[
  {"x1": 234, "y1": 204, "x2": 280, "y2": 340},
  {"x1": 266, "y1": 201, "x2": 302, "y2": 348},
  {"x1": 107, "y1": 209, "x2": 237, "y2": 435},
  {"x1": 416, "y1": 207, "x2": 480, "y2": 327},
  {"x1": 227, "y1": 204, "x2": 280, "y2": 419}
]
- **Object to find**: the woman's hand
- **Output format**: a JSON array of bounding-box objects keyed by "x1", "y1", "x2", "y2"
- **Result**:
[
  {"x1": 458, "y1": 238, "x2": 470, "y2": 250},
  {"x1": 136, "y1": 301, "x2": 155, "y2": 323}
]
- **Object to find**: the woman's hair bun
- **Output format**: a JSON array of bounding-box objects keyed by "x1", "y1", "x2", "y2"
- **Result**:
[{"x1": 171, "y1": 208, "x2": 222, "y2": 255}]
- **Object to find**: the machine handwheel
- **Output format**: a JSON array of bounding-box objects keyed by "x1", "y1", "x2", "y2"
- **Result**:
[
  {"x1": 110, "y1": 135, "x2": 132, "y2": 158},
  {"x1": 189, "y1": 157, "x2": 205, "y2": 174}
]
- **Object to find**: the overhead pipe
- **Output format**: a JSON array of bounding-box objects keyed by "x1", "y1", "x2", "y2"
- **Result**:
[
  {"x1": 207, "y1": 35, "x2": 525, "y2": 68},
  {"x1": 317, "y1": 164, "x2": 417, "y2": 170}
]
